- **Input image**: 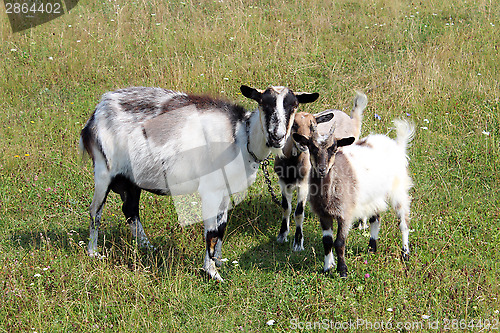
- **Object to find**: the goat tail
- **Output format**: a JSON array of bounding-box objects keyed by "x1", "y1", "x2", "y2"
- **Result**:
[
  {"x1": 393, "y1": 119, "x2": 415, "y2": 149},
  {"x1": 78, "y1": 136, "x2": 88, "y2": 160},
  {"x1": 79, "y1": 122, "x2": 95, "y2": 164},
  {"x1": 351, "y1": 91, "x2": 368, "y2": 138},
  {"x1": 351, "y1": 91, "x2": 368, "y2": 120}
]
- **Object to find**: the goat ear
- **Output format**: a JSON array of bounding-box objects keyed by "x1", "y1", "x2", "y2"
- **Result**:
[
  {"x1": 240, "y1": 85, "x2": 262, "y2": 102},
  {"x1": 292, "y1": 133, "x2": 310, "y2": 148},
  {"x1": 315, "y1": 112, "x2": 334, "y2": 124},
  {"x1": 337, "y1": 137, "x2": 355, "y2": 147},
  {"x1": 295, "y1": 92, "x2": 319, "y2": 104}
]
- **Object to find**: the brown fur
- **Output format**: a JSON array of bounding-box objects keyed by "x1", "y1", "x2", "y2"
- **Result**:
[{"x1": 308, "y1": 151, "x2": 357, "y2": 226}]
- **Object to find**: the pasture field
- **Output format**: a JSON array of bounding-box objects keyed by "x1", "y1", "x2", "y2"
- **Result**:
[{"x1": 1, "y1": 0, "x2": 499, "y2": 331}]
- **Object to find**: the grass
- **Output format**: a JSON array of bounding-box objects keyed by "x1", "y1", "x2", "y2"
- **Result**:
[{"x1": 1, "y1": 0, "x2": 499, "y2": 331}]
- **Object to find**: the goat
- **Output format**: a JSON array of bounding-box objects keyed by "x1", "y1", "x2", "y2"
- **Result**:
[
  {"x1": 293, "y1": 119, "x2": 414, "y2": 277},
  {"x1": 79, "y1": 85, "x2": 319, "y2": 282},
  {"x1": 274, "y1": 92, "x2": 367, "y2": 251}
]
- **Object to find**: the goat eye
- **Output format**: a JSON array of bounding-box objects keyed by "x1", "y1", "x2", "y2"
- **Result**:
[{"x1": 283, "y1": 94, "x2": 298, "y2": 112}]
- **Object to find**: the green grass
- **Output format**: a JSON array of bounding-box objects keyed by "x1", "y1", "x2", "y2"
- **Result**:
[{"x1": 1, "y1": 0, "x2": 499, "y2": 331}]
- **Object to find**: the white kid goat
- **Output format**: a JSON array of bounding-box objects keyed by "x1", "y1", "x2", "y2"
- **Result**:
[{"x1": 293, "y1": 119, "x2": 414, "y2": 277}]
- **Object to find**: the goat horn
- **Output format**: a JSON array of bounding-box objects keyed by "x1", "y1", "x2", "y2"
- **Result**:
[
  {"x1": 328, "y1": 123, "x2": 336, "y2": 137},
  {"x1": 310, "y1": 120, "x2": 318, "y2": 134}
]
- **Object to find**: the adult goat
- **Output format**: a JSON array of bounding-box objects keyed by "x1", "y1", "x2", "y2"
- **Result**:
[{"x1": 80, "y1": 85, "x2": 319, "y2": 281}]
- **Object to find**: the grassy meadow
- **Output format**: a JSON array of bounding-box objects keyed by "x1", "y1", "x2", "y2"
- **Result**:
[{"x1": 1, "y1": 0, "x2": 499, "y2": 331}]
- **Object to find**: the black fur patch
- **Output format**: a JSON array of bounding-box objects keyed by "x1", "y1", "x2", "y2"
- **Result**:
[
  {"x1": 294, "y1": 227, "x2": 303, "y2": 244},
  {"x1": 281, "y1": 195, "x2": 289, "y2": 210},
  {"x1": 322, "y1": 235, "x2": 334, "y2": 254},
  {"x1": 368, "y1": 238, "x2": 377, "y2": 253},
  {"x1": 275, "y1": 155, "x2": 307, "y2": 185},
  {"x1": 369, "y1": 215, "x2": 379, "y2": 224},
  {"x1": 283, "y1": 91, "x2": 299, "y2": 112},
  {"x1": 294, "y1": 201, "x2": 304, "y2": 216},
  {"x1": 206, "y1": 222, "x2": 227, "y2": 258},
  {"x1": 165, "y1": 94, "x2": 247, "y2": 123},
  {"x1": 80, "y1": 112, "x2": 108, "y2": 167},
  {"x1": 279, "y1": 218, "x2": 289, "y2": 235}
]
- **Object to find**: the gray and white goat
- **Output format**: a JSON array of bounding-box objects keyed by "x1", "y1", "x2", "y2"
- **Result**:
[
  {"x1": 274, "y1": 92, "x2": 367, "y2": 251},
  {"x1": 80, "y1": 85, "x2": 319, "y2": 281},
  {"x1": 293, "y1": 119, "x2": 414, "y2": 277}
]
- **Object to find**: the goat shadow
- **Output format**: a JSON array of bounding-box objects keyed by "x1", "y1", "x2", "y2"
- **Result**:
[
  {"x1": 222, "y1": 195, "x2": 372, "y2": 276},
  {"x1": 8, "y1": 219, "x2": 195, "y2": 276},
  {"x1": 7, "y1": 193, "x2": 371, "y2": 278}
]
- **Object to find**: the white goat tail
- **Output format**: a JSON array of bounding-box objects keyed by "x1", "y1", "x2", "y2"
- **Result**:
[
  {"x1": 352, "y1": 91, "x2": 368, "y2": 117},
  {"x1": 393, "y1": 119, "x2": 415, "y2": 148}
]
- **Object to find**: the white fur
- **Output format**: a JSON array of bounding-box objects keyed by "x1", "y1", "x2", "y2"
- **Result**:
[
  {"x1": 81, "y1": 86, "x2": 318, "y2": 282},
  {"x1": 309, "y1": 119, "x2": 414, "y2": 275},
  {"x1": 341, "y1": 131, "x2": 413, "y2": 222}
]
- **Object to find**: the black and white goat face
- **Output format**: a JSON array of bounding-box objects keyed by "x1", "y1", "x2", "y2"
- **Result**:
[{"x1": 241, "y1": 85, "x2": 319, "y2": 149}]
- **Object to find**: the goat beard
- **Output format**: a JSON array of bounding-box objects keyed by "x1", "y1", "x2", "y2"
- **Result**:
[{"x1": 269, "y1": 146, "x2": 285, "y2": 158}]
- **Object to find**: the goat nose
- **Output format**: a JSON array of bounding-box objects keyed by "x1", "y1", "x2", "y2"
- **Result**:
[
  {"x1": 268, "y1": 133, "x2": 285, "y2": 148},
  {"x1": 270, "y1": 133, "x2": 284, "y2": 142},
  {"x1": 318, "y1": 166, "x2": 327, "y2": 177}
]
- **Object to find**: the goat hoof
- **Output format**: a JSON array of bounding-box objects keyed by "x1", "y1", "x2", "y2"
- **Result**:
[
  {"x1": 214, "y1": 258, "x2": 223, "y2": 268},
  {"x1": 337, "y1": 265, "x2": 348, "y2": 278},
  {"x1": 276, "y1": 233, "x2": 288, "y2": 244},
  {"x1": 88, "y1": 251, "x2": 106, "y2": 260},
  {"x1": 292, "y1": 243, "x2": 304, "y2": 252},
  {"x1": 401, "y1": 252, "x2": 410, "y2": 262},
  {"x1": 203, "y1": 263, "x2": 224, "y2": 282},
  {"x1": 368, "y1": 238, "x2": 377, "y2": 253}
]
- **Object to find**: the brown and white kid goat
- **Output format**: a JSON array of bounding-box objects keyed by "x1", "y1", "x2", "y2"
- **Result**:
[
  {"x1": 293, "y1": 119, "x2": 414, "y2": 277},
  {"x1": 274, "y1": 92, "x2": 367, "y2": 251}
]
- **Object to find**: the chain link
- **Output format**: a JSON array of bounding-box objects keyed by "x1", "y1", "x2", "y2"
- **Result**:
[{"x1": 260, "y1": 157, "x2": 281, "y2": 206}]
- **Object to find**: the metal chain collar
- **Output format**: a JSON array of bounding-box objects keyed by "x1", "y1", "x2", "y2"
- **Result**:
[
  {"x1": 246, "y1": 117, "x2": 281, "y2": 206},
  {"x1": 260, "y1": 157, "x2": 281, "y2": 206}
]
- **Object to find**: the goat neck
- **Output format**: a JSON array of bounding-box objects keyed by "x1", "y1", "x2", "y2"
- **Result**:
[{"x1": 246, "y1": 109, "x2": 274, "y2": 162}]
